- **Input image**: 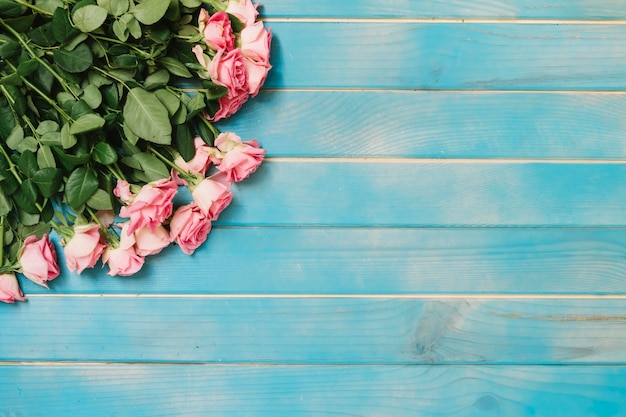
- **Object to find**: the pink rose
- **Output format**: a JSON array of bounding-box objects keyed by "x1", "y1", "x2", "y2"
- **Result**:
[
  {"x1": 191, "y1": 176, "x2": 233, "y2": 220},
  {"x1": 102, "y1": 224, "x2": 145, "y2": 276},
  {"x1": 207, "y1": 48, "x2": 250, "y2": 121},
  {"x1": 169, "y1": 204, "x2": 212, "y2": 255},
  {"x1": 225, "y1": 0, "x2": 258, "y2": 25},
  {"x1": 240, "y1": 22, "x2": 271, "y2": 63},
  {"x1": 63, "y1": 223, "x2": 106, "y2": 274},
  {"x1": 113, "y1": 179, "x2": 134, "y2": 204},
  {"x1": 134, "y1": 225, "x2": 170, "y2": 257},
  {"x1": 118, "y1": 178, "x2": 178, "y2": 235},
  {"x1": 214, "y1": 132, "x2": 266, "y2": 182},
  {"x1": 172, "y1": 137, "x2": 213, "y2": 185},
  {"x1": 19, "y1": 234, "x2": 60, "y2": 288},
  {"x1": 243, "y1": 57, "x2": 271, "y2": 97},
  {"x1": 199, "y1": 9, "x2": 235, "y2": 51},
  {"x1": 0, "y1": 273, "x2": 26, "y2": 303}
]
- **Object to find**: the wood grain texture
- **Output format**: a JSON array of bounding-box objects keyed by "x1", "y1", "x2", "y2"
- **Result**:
[
  {"x1": 211, "y1": 161, "x2": 626, "y2": 227},
  {"x1": 12, "y1": 228, "x2": 626, "y2": 295},
  {"x1": 261, "y1": 0, "x2": 626, "y2": 19},
  {"x1": 2, "y1": 365, "x2": 625, "y2": 416},
  {"x1": 220, "y1": 91, "x2": 626, "y2": 159},
  {"x1": 2, "y1": 298, "x2": 626, "y2": 363},
  {"x1": 265, "y1": 22, "x2": 626, "y2": 90}
]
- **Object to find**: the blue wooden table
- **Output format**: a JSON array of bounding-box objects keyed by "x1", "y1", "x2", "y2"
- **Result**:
[{"x1": 3, "y1": 1, "x2": 626, "y2": 415}]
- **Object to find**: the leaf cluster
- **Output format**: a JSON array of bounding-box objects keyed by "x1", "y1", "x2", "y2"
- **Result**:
[{"x1": 0, "y1": 0, "x2": 225, "y2": 234}]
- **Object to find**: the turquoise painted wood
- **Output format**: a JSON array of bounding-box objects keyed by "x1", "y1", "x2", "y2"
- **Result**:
[
  {"x1": 216, "y1": 161, "x2": 626, "y2": 227},
  {"x1": 2, "y1": 298, "x2": 626, "y2": 364},
  {"x1": 264, "y1": 23, "x2": 626, "y2": 90},
  {"x1": 220, "y1": 91, "x2": 626, "y2": 159},
  {"x1": 14, "y1": 227, "x2": 626, "y2": 295},
  {"x1": 261, "y1": 0, "x2": 626, "y2": 19},
  {"x1": 2, "y1": 1, "x2": 626, "y2": 416},
  {"x1": 2, "y1": 365, "x2": 625, "y2": 416}
]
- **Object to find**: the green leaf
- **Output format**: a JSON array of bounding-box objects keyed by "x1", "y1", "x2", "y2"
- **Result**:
[
  {"x1": 65, "y1": 166, "x2": 98, "y2": 209},
  {"x1": 3, "y1": 84, "x2": 26, "y2": 116},
  {"x1": 60, "y1": 123, "x2": 78, "y2": 149},
  {"x1": 101, "y1": 83, "x2": 119, "y2": 108},
  {"x1": 0, "y1": 0, "x2": 25, "y2": 17},
  {"x1": 36, "y1": 120, "x2": 59, "y2": 135},
  {"x1": 144, "y1": 69, "x2": 170, "y2": 90},
  {"x1": 131, "y1": 0, "x2": 169, "y2": 25},
  {"x1": 53, "y1": 42, "x2": 93, "y2": 73},
  {"x1": 19, "y1": 220, "x2": 52, "y2": 238},
  {"x1": 18, "y1": 150, "x2": 38, "y2": 178},
  {"x1": 52, "y1": 7, "x2": 79, "y2": 43},
  {"x1": 37, "y1": 145, "x2": 57, "y2": 168},
  {"x1": 3, "y1": 14, "x2": 36, "y2": 32},
  {"x1": 16, "y1": 59, "x2": 39, "y2": 77},
  {"x1": 97, "y1": 0, "x2": 128, "y2": 16},
  {"x1": 70, "y1": 113, "x2": 106, "y2": 134},
  {"x1": 71, "y1": 99, "x2": 93, "y2": 119},
  {"x1": 159, "y1": 56, "x2": 193, "y2": 78},
  {"x1": 32, "y1": 167, "x2": 63, "y2": 198},
  {"x1": 112, "y1": 18, "x2": 129, "y2": 41},
  {"x1": 179, "y1": 0, "x2": 201, "y2": 8},
  {"x1": 28, "y1": 22, "x2": 57, "y2": 47},
  {"x1": 175, "y1": 124, "x2": 194, "y2": 161},
  {"x1": 36, "y1": 0, "x2": 64, "y2": 14},
  {"x1": 5, "y1": 125, "x2": 23, "y2": 150},
  {"x1": 16, "y1": 136, "x2": 38, "y2": 153},
  {"x1": 0, "y1": 38, "x2": 20, "y2": 59},
  {"x1": 132, "y1": 152, "x2": 169, "y2": 181},
  {"x1": 123, "y1": 87, "x2": 172, "y2": 144},
  {"x1": 81, "y1": 84, "x2": 102, "y2": 109},
  {"x1": 202, "y1": 80, "x2": 228, "y2": 100},
  {"x1": 195, "y1": 117, "x2": 216, "y2": 145},
  {"x1": 86, "y1": 188, "x2": 113, "y2": 210},
  {"x1": 0, "y1": 187, "x2": 12, "y2": 216},
  {"x1": 154, "y1": 88, "x2": 179, "y2": 116},
  {"x1": 92, "y1": 141, "x2": 117, "y2": 164},
  {"x1": 40, "y1": 131, "x2": 61, "y2": 147},
  {"x1": 13, "y1": 179, "x2": 39, "y2": 214},
  {"x1": 185, "y1": 92, "x2": 206, "y2": 119},
  {"x1": 72, "y1": 4, "x2": 108, "y2": 32},
  {"x1": 120, "y1": 12, "x2": 141, "y2": 39}
]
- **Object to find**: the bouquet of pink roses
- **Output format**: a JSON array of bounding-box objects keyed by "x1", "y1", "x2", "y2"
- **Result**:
[{"x1": 0, "y1": 0, "x2": 271, "y2": 303}]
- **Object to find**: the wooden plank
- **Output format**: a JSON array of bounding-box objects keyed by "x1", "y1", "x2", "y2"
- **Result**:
[
  {"x1": 221, "y1": 91, "x2": 626, "y2": 159},
  {"x1": 214, "y1": 161, "x2": 626, "y2": 227},
  {"x1": 261, "y1": 0, "x2": 626, "y2": 19},
  {"x1": 2, "y1": 364, "x2": 625, "y2": 415},
  {"x1": 14, "y1": 227, "x2": 626, "y2": 295},
  {"x1": 264, "y1": 22, "x2": 626, "y2": 90},
  {"x1": 2, "y1": 298, "x2": 626, "y2": 363}
]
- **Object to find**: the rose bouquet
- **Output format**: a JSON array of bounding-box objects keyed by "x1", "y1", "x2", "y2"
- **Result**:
[{"x1": 0, "y1": 0, "x2": 271, "y2": 303}]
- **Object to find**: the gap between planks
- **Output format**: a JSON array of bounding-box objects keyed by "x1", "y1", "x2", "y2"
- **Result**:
[
  {"x1": 263, "y1": 18, "x2": 626, "y2": 25},
  {"x1": 23, "y1": 294, "x2": 626, "y2": 299},
  {"x1": 264, "y1": 157, "x2": 626, "y2": 164}
]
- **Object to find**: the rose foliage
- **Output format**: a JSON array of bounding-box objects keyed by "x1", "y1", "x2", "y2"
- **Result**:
[{"x1": 0, "y1": 0, "x2": 270, "y2": 303}]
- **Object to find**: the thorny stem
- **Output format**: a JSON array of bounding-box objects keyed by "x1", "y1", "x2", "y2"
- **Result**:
[{"x1": 0, "y1": 217, "x2": 4, "y2": 267}]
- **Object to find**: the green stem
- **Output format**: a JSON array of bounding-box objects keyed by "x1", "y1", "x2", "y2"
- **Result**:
[
  {"x1": 147, "y1": 144, "x2": 194, "y2": 180},
  {"x1": 92, "y1": 66, "x2": 130, "y2": 91},
  {"x1": 10, "y1": 0, "x2": 52, "y2": 16},
  {"x1": 200, "y1": 115, "x2": 221, "y2": 138},
  {"x1": 89, "y1": 34, "x2": 153, "y2": 59},
  {"x1": 0, "y1": 18, "x2": 77, "y2": 99},
  {"x1": 0, "y1": 144, "x2": 23, "y2": 185}
]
